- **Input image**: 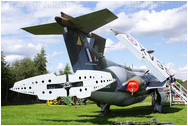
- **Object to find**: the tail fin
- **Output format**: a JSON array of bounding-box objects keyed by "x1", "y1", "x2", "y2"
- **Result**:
[
  {"x1": 62, "y1": 27, "x2": 108, "y2": 72},
  {"x1": 62, "y1": 28, "x2": 92, "y2": 71},
  {"x1": 21, "y1": 9, "x2": 117, "y2": 72}
]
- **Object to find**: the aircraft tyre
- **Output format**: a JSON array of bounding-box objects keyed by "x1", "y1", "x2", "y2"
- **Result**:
[
  {"x1": 154, "y1": 101, "x2": 162, "y2": 113},
  {"x1": 152, "y1": 89, "x2": 163, "y2": 113}
]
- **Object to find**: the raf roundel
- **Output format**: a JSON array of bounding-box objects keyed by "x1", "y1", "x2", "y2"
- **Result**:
[{"x1": 127, "y1": 35, "x2": 137, "y2": 46}]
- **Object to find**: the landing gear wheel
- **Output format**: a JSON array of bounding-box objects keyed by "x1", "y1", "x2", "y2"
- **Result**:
[
  {"x1": 154, "y1": 101, "x2": 162, "y2": 113},
  {"x1": 152, "y1": 89, "x2": 163, "y2": 113}
]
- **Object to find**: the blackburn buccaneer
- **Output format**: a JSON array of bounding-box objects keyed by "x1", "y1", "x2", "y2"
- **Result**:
[{"x1": 10, "y1": 9, "x2": 185, "y2": 113}]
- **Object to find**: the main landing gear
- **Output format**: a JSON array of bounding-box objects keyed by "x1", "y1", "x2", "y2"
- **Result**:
[
  {"x1": 152, "y1": 89, "x2": 167, "y2": 113},
  {"x1": 97, "y1": 102, "x2": 111, "y2": 113}
]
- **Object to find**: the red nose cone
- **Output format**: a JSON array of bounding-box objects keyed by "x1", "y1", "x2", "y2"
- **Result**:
[{"x1": 127, "y1": 80, "x2": 139, "y2": 93}]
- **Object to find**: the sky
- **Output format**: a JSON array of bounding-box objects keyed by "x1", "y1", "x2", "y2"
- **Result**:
[{"x1": 1, "y1": 1, "x2": 187, "y2": 80}]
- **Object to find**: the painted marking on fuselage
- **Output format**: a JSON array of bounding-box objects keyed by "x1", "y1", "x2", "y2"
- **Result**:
[
  {"x1": 85, "y1": 63, "x2": 97, "y2": 66},
  {"x1": 85, "y1": 48, "x2": 94, "y2": 62},
  {"x1": 77, "y1": 36, "x2": 82, "y2": 45}
]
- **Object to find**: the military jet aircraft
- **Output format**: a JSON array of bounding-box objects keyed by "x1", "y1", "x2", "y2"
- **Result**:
[{"x1": 10, "y1": 9, "x2": 179, "y2": 113}]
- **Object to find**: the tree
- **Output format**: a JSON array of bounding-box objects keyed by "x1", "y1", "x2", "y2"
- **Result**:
[
  {"x1": 34, "y1": 47, "x2": 48, "y2": 75},
  {"x1": 11, "y1": 58, "x2": 38, "y2": 81},
  {"x1": 1, "y1": 51, "x2": 11, "y2": 102},
  {"x1": 63, "y1": 63, "x2": 72, "y2": 75},
  {"x1": 2, "y1": 47, "x2": 49, "y2": 105},
  {"x1": 10, "y1": 58, "x2": 39, "y2": 103},
  {"x1": 57, "y1": 63, "x2": 72, "y2": 76},
  {"x1": 182, "y1": 80, "x2": 187, "y2": 89},
  {"x1": 176, "y1": 79, "x2": 183, "y2": 84},
  {"x1": 59, "y1": 70, "x2": 64, "y2": 75}
]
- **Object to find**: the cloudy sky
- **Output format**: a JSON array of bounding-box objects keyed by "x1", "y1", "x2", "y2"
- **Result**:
[{"x1": 1, "y1": 1, "x2": 187, "y2": 80}]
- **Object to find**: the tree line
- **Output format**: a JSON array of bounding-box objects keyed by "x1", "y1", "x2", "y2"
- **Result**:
[{"x1": 1, "y1": 47, "x2": 71, "y2": 105}]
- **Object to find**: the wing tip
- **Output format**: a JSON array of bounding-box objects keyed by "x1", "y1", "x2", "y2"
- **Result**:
[
  {"x1": 21, "y1": 23, "x2": 63, "y2": 35},
  {"x1": 110, "y1": 29, "x2": 126, "y2": 35},
  {"x1": 104, "y1": 8, "x2": 118, "y2": 19}
]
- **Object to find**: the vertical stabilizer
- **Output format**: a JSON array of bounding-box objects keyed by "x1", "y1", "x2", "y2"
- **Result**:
[{"x1": 62, "y1": 27, "x2": 99, "y2": 72}]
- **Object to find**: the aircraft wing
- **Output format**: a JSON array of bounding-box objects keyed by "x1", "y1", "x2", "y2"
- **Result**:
[
  {"x1": 10, "y1": 70, "x2": 116, "y2": 100},
  {"x1": 112, "y1": 30, "x2": 172, "y2": 82}
]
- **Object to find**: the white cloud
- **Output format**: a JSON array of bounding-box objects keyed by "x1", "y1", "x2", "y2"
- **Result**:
[
  {"x1": 47, "y1": 62, "x2": 65, "y2": 72},
  {"x1": 2, "y1": 36, "x2": 41, "y2": 53},
  {"x1": 5, "y1": 55, "x2": 24, "y2": 63},
  {"x1": 139, "y1": 65, "x2": 147, "y2": 70},
  {"x1": 51, "y1": 51, "x2": 64, "y2": 57},
  {"x1": 165, "y1": 63, "x2": 187, "y2": 81},
  {"x1": 1, "y1": 1, "x2": 93, "y2": 35},
  {"x1": 135, "y1": 63, "x2": 187, "y2": 81},
  {"x1": 47, "y1": 50, "x2": 64, "y2": 62},
  {"x1": 95, "y1": 1, "x2": 161, "y2": 12},
  {"x1": 1, "y1": 36, "x2": 44, "y2": 63},
  {"x1": 95, "y1": 1, "x2": 127, "y2": 11},
  {"x1": 139, "y1": 1, "x2": 158, "y2": 9},
  {"x1": 29, "y1": 1, "x2": 93, "y2": 19},
  {"x1": 176, "y1": 66, "x2": 187, "y2": 81},
  {"x1": 166, "y1": 62, "x2": 177, "y2": 75},
  {"x1": 30, "y1": 35, "x2": 63, "y2": 44},
  {"x1": 165, "y1": 34, "x2": 187, "y2": 44},
  {"x1": 94, "y1": 3, "x2": 187, "y2": 44},
  {"x1": 56, "y1": 63, "x2": 64, "y2": 70},
  {"x1": 133, "y1": 4, "x2": 187, "y2": 38},
  {"x1": 104, "y1": 38, "x2": 126, "y2": 53},
  {"x1": 104, "y1": 39, "x2": 116, "y2": 53},
  {"x1": 1, "y1": 2, "x2": 39, "y2": 35}
]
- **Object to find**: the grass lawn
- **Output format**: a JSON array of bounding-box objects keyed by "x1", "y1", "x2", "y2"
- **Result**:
[{"x1": 1, "y1": 100, "x2": 187, "y2": 125}]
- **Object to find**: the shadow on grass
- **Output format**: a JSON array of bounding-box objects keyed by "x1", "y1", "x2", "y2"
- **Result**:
[{"x1": 40, "y1": 105, "x2": 183, "y2": 125}]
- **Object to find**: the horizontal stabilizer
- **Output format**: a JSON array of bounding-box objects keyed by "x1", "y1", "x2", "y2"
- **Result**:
[
  {"x1": 22, "y1": 9, "x2": 117, "y2": 35},
  {"x1": 69, "y1": 9, "x2": 118, "y2": 34},
  {"x1": 22, "y1": 23, "x2": 62, "y2": 35}
]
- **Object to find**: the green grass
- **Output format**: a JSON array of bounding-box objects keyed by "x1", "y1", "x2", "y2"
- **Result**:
[{"x1": 1, "y1": 101, "x2": 187, "y2": 125}]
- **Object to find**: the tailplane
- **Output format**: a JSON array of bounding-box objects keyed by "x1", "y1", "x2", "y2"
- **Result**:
[
  {"x1": 22, "y1": 9, "x2": 117, "y2": 35},
  {"x1": 21, "y1": 9, "x2": 117, "y2": 72}
]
